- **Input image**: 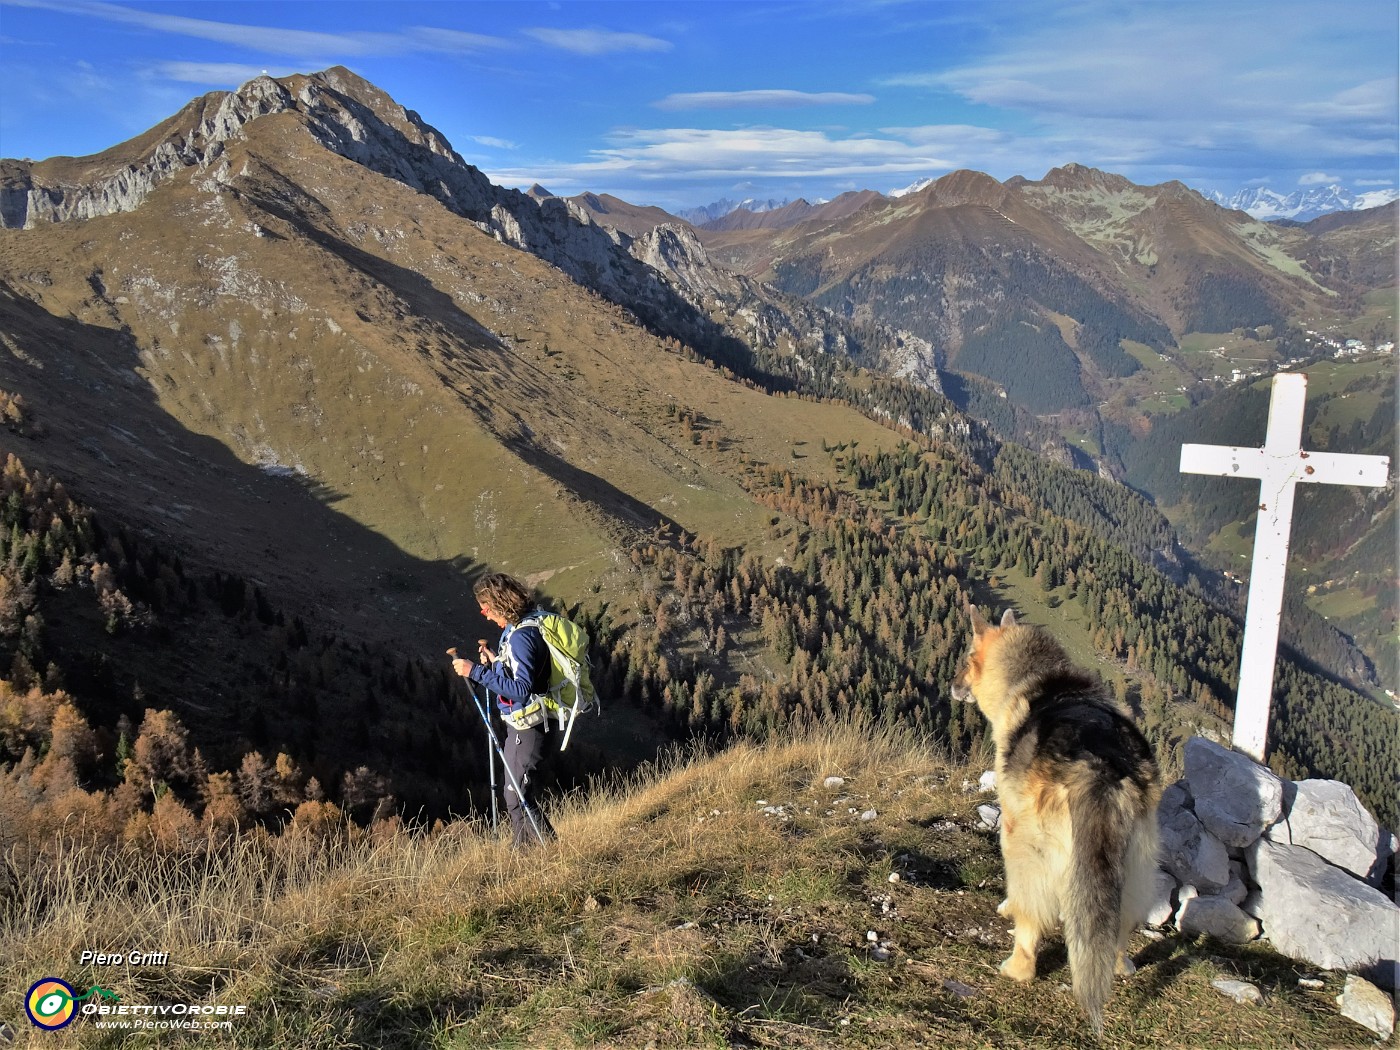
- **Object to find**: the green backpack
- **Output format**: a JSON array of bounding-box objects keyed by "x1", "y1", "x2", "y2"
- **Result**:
[{"x1": 513, "y1": 610, "x2": 598, "y2": 750}]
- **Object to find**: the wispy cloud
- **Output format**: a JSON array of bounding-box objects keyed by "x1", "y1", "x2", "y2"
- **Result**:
[
  {"x1": 149, "y1": 61, "x2": 287, "y2": 86},
  {"x1": 522, "y1": 27, "x2": 671, "y2": 56},
  {"x1": 493, "y1": 125, "x2": 955, "y2": 189},
  {"x1": 6, "y1": 0, "x2": 513, "y2": 58},
  {"x1": 1298, "y1": 172, "x2": 1342, "y2": 186},
  {"x1": 472, "y1": 135, "x2": 519, "y2": 151},
  {"x1": 7, "y1": 0, "x2": 391, "y2": 56},
  {"x1": 403, "y1": 26, "x2": 515, "y2": 55},
  {"x1": 880, "y1": 2, "x2": 1397, "y2": 173},
  {"x1": 490, "y1": 113, "x2": 1212, "y2": 202},
  {"x1": 655, "y1": 89, "x2": 875, "y2": 111}
]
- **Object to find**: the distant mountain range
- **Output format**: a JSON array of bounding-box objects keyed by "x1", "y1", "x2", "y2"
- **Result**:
[
  {"x1": 675, "y1": 179, "x2": 1398, "y2": 228},
  {"x1": 675, "y1": 196, "x2": 794, "y2": 225},
  {"x1": 693, "y1": 164, "x2": 1395, "y2": 414},
  {"x1": 1205, "y1": 184, "x2": 1400, "y2": 223}
]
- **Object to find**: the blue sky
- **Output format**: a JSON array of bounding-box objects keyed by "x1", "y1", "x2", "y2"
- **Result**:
[{"x1": 1, "y1": 0, "x2": 1396, "y2": 211}]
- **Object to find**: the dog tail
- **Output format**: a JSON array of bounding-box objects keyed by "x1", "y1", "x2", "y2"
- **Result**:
[{"x1": 1063, "y1": 780, "x2": 1132, "y2": 1035}]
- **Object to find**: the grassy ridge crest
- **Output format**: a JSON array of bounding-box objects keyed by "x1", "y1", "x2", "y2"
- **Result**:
[{"x1": 2, "y1": 723, "x2": 1375, "y2": 1048}]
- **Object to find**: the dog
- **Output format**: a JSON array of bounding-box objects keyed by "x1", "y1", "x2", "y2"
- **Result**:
[{"x1": 951, "y1": 605, "x2": 1161, "y2": 1034}]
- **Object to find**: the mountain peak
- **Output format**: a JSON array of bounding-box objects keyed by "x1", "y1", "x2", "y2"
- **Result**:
[
  {"x1": 1, "y1": 66, "x2": 470, "y2": 229},
  {"x1": 890, "y1": 176, "x2": 935, "y2": 198},
  {"x1": 1040, "y1": 164, "x2": 1133, "y2": 193},
  {"x1": 920, "y1": 169, "x2": 1007, "y2": 208},
  {"x1": 676, "y1": 196, "x2": 790, "y2": 225}
]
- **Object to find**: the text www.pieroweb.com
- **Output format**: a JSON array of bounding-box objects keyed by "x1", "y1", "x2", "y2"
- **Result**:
[{"x1": 84, "y1": 1003, "x2": 247, "y2": 1031}]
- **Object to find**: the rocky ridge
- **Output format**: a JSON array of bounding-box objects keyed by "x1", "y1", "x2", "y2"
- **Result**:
[{"x1": 1, "y1": 67, "x2": 938, "y2": 394}]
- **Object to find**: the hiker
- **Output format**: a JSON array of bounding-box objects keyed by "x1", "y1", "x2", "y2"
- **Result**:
[{"x1": 451, "y1": 571, "x2": 557, "y2": 848}]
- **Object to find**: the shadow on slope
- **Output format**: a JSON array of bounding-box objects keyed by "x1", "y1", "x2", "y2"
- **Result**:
[{"x1": 0, "y1": 281, "x2": 675, "y2": 819}]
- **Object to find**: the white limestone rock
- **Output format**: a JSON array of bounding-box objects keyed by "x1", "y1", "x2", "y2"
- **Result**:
[
  {"x1": 1266, "y1": 779, "x2": 1392, "y2": 886},
  {"x1": 1145, "y1": 868, "x2": 1178, "y2": 927},
  {"x1": 1176, "y1": 894, "x2": 1261, "y2": 943},
  {"x1": 1159, "y1": 799, "x2": 1230, "y2": 892},
  {"x1": 1184, "y1": 737, "x2": 1283, "y2": 848},
  {"x1": 1247, "y1": 836, "x2": 1400, "y2": 989},
  {"x1": 1212, "y1": 978, "x2": 1263, "y2": 1005},
  {"x1": 1337, "y1": 974, "x2": 1395, "y2": 1039}
]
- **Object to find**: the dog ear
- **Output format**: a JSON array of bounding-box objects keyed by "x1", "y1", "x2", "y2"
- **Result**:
[
  {"x1": 1000, "y1": 608, "x2": 1018, "y2": 628},
  {"x1": 967, "y1": 602, "x2": 991, "y2": 637}
]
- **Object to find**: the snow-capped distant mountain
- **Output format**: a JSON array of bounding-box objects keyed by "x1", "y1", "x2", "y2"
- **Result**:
[
  {"x1": 675, "y1": 178, "x2": 1396, "y2": 226},
  {"x1": 889, "y1": 177, "x2": 935, "y2": 198},
  {"x1": 675, "y1": 197, "x2": 790, "y2": 225},
  {"x1": 1207, "y1": 184, "x2": 1398, "y2": 222}
]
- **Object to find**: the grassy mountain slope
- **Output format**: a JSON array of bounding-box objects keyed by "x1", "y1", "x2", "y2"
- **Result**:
[
  {"x1": 0, "y1": 70, "x2": 922, "y2": 828},
  {"x1": 1302, "y1": 201, "x2": 1398, "y2": 292},
  {"x1": 0, "y1": 103, "x2": 907, "y2": 651},
  {"x1": 3, "y1": 724, "x2": 1377, "y2": 1049},
  {"x1": 1010, "y1": 165, "x2": 1328, "y2": 333}
]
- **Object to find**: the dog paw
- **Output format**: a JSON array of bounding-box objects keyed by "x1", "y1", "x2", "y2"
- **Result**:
[
  {"x1": 1116, "y1": 954, "x2": 1137, "y2": 977},
  {"x1": 999, "y1": 954, "x2": 1035, "y2": 982}
]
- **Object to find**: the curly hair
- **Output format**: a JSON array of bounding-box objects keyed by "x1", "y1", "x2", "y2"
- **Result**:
[{"x1": 473, "y1": 572, "x2": 534, "y2": 623}]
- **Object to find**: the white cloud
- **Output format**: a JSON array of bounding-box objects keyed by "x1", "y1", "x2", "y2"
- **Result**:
[
  {"x1": 1298, "y1": 171, "x2": 1342, "y2": 186},
  {"x1": 486, "y1": 115, "x2": 1205, "y2": 202},
  {"x1": 149, "y1": 61, "x2": 287, "y2": 86},
  {"x1": 471, "y1": 135, "x2": 519, "y2": 150},
  {"x1": 1298, "y1": 79, "x2": 1398, "y2": 122},
  {"x1": 654, "y1": 90, "x2": 875, "y2": 111},
  {"x1": 522, "y1": 27, "x2": 671, "y2": 56},
  {"x1": 8, "y1": 0, "x2": 393, "y2": 56},
  {"x1": 880, "y1": 124, "x2": 1011, "y2": 150},
  {"x1": 492, "y1": 125, "x2": 954, "y2": 188}
]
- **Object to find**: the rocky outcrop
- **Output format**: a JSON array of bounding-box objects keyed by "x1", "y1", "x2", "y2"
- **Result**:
[
  {"x1": 1247, "y1": 836, "x2": 1397, "y2": 983},
  {"x1": 1155, "y1": 737, "x2": 1398, "y2": 989},
  {"x1": 2, "y1": 78, "x2": 296, "y2": 228},
  {"x1": 630, "y1": 222, "x2": 943, "y2": 393}
]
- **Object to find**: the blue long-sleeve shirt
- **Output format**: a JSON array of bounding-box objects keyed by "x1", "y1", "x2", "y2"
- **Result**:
[{"x1": 467, "y1": 621, "x2": 549, "y2": 714}]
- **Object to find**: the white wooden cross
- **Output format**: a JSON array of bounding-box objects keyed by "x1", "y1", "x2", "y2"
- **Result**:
[{"x1": 1179, "y1": 372, "x2": 1390, "y2": 762}]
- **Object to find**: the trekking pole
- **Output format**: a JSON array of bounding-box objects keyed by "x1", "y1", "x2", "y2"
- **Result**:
[
  {"x1": 470, "y1": 680, "x2": 547, "y2": 845},
  {"x1": 484, "y1": 707, "x2": 499, "y2": 832},
  {"x1": 448, "y1": 649, "x2": 547, "y2": 845},
  {"x1": 477, "y1": 640, "x2": 499, "y2": 832}
]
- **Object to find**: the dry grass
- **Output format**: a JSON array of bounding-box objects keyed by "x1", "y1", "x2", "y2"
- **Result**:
[{"x1": 2, "y1": 723, "x2": 1379, "y2": 1048}]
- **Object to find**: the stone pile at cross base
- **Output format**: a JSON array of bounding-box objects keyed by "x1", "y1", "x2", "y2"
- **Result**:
[{"x1": 1153, "y1": 736, "x2": 1397, "y2": 992}]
